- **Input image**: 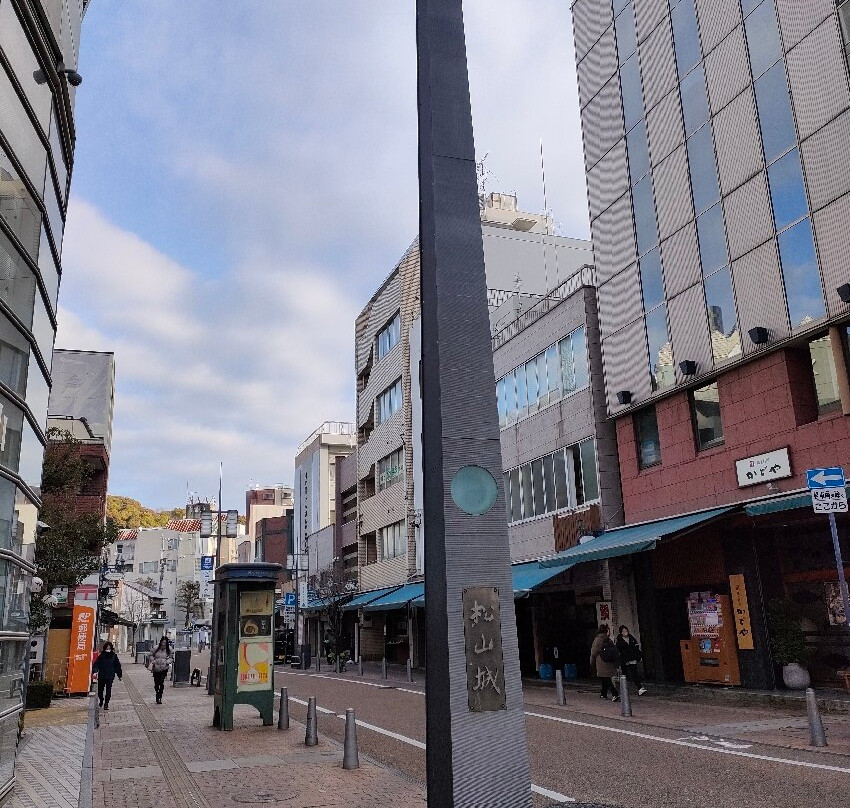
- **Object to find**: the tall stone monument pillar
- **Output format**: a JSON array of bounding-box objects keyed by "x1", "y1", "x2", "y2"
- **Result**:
[{"x1": 416, "y1": 1, "x2": 532, "y2": 805}]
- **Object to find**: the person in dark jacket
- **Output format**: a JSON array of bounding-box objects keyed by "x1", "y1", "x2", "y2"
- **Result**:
[
  {"x1": 616, "y1": 625, "x2": 646, "y2": 695},
  {"x1": 589, "y1": 624, "x2": 619, "y2": 701},
  {"x1": 92, "y1": 642, "x2": 122, "y2": 710}
]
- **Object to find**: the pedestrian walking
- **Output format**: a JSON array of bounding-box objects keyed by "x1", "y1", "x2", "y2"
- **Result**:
[
  {"x1": 198, "y1": 627, "x2": 208, "y2": 652},
  {"x1": 92, "y1": 641, "x2": 122, "y2": 710},
  {"x1": 590, "y1": 624, "x2": 620, "y2": 702},
  {"x1": 616, "y1": 625, "x2": 647, "y2": 695},
  {"x1": 149, "y1": 637, "x2": 172, "y2": 704}
]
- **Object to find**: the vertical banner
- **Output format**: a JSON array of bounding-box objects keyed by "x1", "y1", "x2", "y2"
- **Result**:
[
  {"x1": 67, "y1": 604, "x2": 96, "y2": 693},
  {"x1": 729, "y1": 574, "x2": 754, "y2": 650}
]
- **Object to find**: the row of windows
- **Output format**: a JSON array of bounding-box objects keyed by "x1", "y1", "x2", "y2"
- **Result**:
[
  {"x1": 379, "y1": 520, "x2": 406, "y2": 561},
  {"x1": 496, "y1": 326, "x2": 589, "y2": 428},
  {"x1": 137, "y1": 560, "x2": 177, "y2": 574},
  {"x1": 376, "y1": 312, "x2": 400, "y2": 362},
  {"x1": 377, "y1": 448, "x2": 404, "y2": 492},
  {"x1": 504, "y1": 439, "x2": 599, "y2": 524},
  {"x1": 375, "y1": 378, "x2": 402, "y2": 426}
]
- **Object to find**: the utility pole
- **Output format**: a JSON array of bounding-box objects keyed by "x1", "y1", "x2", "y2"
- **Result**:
[
  {"x1": 417, "y1": 1, "x2": 532, "y2": 805},
  {"x1": 207, "y1": 464, "x2": 224, "y2": 695}
]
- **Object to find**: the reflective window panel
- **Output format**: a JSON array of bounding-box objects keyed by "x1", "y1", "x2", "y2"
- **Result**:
[
  {"x1": 808, "y1": 334, "x2": 841, "y2": 416},
  {"x1": 687, "y1": 124, "x2": 720, "y2": 215},
  {"x1": 635, "y1": 407, "x2": 662, "y2": 468},
  {"x1": 778, "y1": 218, "x2": 825, "y2": 328},
  {"x1": 768, "y1": 148, "x2": 808, "y2": 231},
  {"x1": 744, "y1": 0, "x2": 782, "y2": 80},
  {"x1": 704, "y1": 267, "x2": 741, "y2": 362},
  {"x1": 633, "y1": 174, "x2": 659, "y2": 256},
  {"x1": 615, "y1": 3, "x2": 637, "y2": 66},
  {"x1": 627, "y1": 120, "x2": 650, "y2": 185},
  {"x1": 671, "y1": 0, "x2": 702, "y2": 78},
  {"x1": 620, "y1": 53, "x2": 645, "y2": 132},
  {"x1": 755, "y1": 62, "x2": 797, "y2": 164},
  {"x1": 693, "y1": 382, "x2": 724, "y2": 449},
  {"x1": 0, "y1": 145, "x2": 41, "y2": 262},
  {"x1": 640, "y1": 248, "x2": 665, "y2": 312},
  {"x1": 697, "y1": 203, "x2": 729, "y2": 276},
  {"x1": 680, "y1": 64, "x2": 709, "y2": 137},
  {"x1": 646, "y1": 305, "x2": 674, "y2": 390}
]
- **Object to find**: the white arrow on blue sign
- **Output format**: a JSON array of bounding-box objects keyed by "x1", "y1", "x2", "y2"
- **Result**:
[{"x1": 807, "y1": 467, "x2": 846, "y2": 489}]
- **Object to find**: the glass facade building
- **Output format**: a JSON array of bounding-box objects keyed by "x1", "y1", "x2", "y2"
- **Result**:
[
  {"x1": 574, "y1": 0, "x2": 850, "y2": 413},
  {"x1": 0, "y1": 0, "x2": 88, "y2": 798}
]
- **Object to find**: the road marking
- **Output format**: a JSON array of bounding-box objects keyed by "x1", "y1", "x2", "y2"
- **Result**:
[
  {"x1": 676, "y1": 735, "x2": 752, "y2": 750},
  {"x1": 282, "y1": 692, "x2": 573, "y2": 802},
  {"x1": 396, "y1": 687, "x2": 426, "y2": 695},
  {"x1": 525, "y1": 711, "x2": 850, "y2": 774},
  {"x1": 276, "y1": 669, "x2": 395, "y2": 690}
]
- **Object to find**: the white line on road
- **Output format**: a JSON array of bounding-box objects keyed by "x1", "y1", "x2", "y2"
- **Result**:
[
  {"x1": 282, "y1": 691, "x2": 574, "y2": 802},
  {"x1": 525, "y1": 711, "x2": 850, "y2": 774},
  {"x1": 276, "y1": 669, "x2": 396, "y2": 690}
]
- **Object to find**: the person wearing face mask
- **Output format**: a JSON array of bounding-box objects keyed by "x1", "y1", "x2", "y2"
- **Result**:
[
  {"x1": 92, "y1": 642, "x2": 122, "y2": 710},
  {"x1": 616, "y1": 625, "x2": 646, "y2": 696}
]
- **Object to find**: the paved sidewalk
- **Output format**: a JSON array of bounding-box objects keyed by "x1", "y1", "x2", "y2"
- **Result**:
[{"x1": 93, "y1": 658, "x2": 426, "y2": 808}]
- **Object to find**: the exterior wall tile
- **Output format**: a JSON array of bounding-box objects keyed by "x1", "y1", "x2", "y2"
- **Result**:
[
  {"x1": 640, "y1": 18, "x2": 678, "y2": 113},
  {"x1": 801, "y1": 108, "x2": 850, "y2": 213},
  {"x1": 704, "y1": 25, "x2": 751, "y2": 115},
  {"x1": 713, "y1": 88, "x2": 764, "y2": 196},
  {"x1": 591, "y1": 191, "x2": 637, "y2": 283},
  {"x1": 573, "y1": 0, "x2": 615, "y2": 62},
  {"x1": 654, "y1": 145, "x2": 695, "y2": 240},
  {"x1": 667, "y1": 283, "x2": 713, "y2": 382},
  {"x1": 587, "y1": 142, "x2": 630, "y2": 222},
  {"x1": 360, "y1": 555, "x2": 406, "y2": 591},
  {"x1": 646, "y1": 87, "x2": 685, "y2": 166},
  {"x1": 582, "y1": 74, "x2": 626, "y2": 171},
  {"x1": 812, "y1": 192, "x2": 850, "y2": 318},
  {"x1": 695, "y1": 0, "x2": 742, "y2": 56},
  {"x1": 635, "y1": 0, "x2": 669, "y2": 43},
  {"x1": 661, "y1": 222, "x2": 701, "y2": 297},
  {"x1": 602, "y1": 318, "x2": 652, "y2": 412},
  {"x1": 775, "y1": 0, "x2": 835, "y2": 51},
  {"x1": 723, "y1": 172, "x2": 774, "y2": 260},
  {"x1": 360, "y1": 482, "x2": 405, "y2": 536},
  {"x1": 786, "y1": 19, "x2": 850, "y2": 141},
  {"x1": 578, "y1": 24, "x2": 618, "y2": 110},
  {"x1": 598, "y1": 264, "x2": 642, "y2": 340}
]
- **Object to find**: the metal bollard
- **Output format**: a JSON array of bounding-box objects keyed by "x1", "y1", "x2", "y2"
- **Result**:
[
  {"x1": 358, "y1": 656, "x2": 363, "y2": 676},
  {"x1": 304, "y1": 696, "x2": 318, "y2": 746},
  {"x1": 277, "y1": 687, "x2": 289, "y2": 730},
  {"x1": 619, "y1": 675, "x2": 632, "y2": 717},
  {"x1": 406, "y1": 658, "x2": 413, "y2": 683},
  {"x1": 342, "y1": 708, "x2": 360, "y2": 770},
  {"x1": 381, "y1": 657, "x2": 387, "y2": 680},
  {"x1": 555, "y1": 669, "x2": 565, "y2": 706},
  {"x1": 336, "y1": 656, "x2": 340, "y2": 674},
  {"x1": 806, "y1": 687, "x2": 827, "y2": 747},
  {"x1": 316, "y1": 654, "x2": 321, "y2": 673}
]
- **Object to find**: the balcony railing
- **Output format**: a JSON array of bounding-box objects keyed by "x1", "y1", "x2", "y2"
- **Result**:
[{"x1": 296, "y1": 421, "x2": 356, "y2": 455}]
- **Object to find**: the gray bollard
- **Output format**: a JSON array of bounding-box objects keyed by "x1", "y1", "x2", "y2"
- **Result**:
[
  {"x1": 555, "y1": 669, "x2": 565, "y2": 706},
  {"x1": 381, "y1": 657, "x2": 387, "y2": 680},
  {"x1": 619, "y1": 675, "x2": 632, "y2": 717},
  {"x1": 316, "y1": 653, "x2": 321, "y2": 673},
  {"x1": 406, "y1": 658, "x2": 413, "y2": 683},
  {"x1": 806, "y1": 687, "x2": 827, "y2": 747},
  {"x1": 305, "y1": 696, "x2": 318, "y2": 746},
  {"x1": 358, "y1": 656, "x2": 363, "y2": 676},
  {"x1": 277, "y1": 687, "x2": 289, "y2": 730},
  {"x1": 342, "y1": 708, "x2": 360, "y2": 770}
]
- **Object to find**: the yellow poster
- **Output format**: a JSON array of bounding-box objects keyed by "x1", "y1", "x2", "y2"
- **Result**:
[
  {"x1": 240, "y1": 590, "x2": 273, "y2": 616},
  {"x1": 730, "y1": 574, "x2": 754, "y2": 650},
  {"x1": 237, "y1": 639, "x2": 272, "y2": 692}
]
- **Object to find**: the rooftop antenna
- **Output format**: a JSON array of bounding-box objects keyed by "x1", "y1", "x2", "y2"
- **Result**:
[{"x1": 476, "y1": 152, "x2": 491, "y2": 209}]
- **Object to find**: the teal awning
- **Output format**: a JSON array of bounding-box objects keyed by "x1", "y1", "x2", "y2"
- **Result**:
[
  {"x1": 539, "y1": 506, "x2": 735, "y2": 569},
  {"x1": 363, "y1": 583, "x2": 424, "y2": 611},
  {"x1": 744, "y1": 489, "x2": 836, "y2": 516},
  {"x1": 341, "y1": 585, "x2": 402, "y2": 612},
  {"x1": 512, "y1": 560, "x2": 572, "y2": 596}
]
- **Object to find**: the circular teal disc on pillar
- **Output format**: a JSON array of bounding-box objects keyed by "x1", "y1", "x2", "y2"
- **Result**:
[{"x1": 450, "y1": 465, "x2": 498, "y2": 515}]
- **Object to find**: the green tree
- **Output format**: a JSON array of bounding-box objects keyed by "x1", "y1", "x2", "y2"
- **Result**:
[
  {"x1": 106, "y1": 495, "x2": 185, "y2": 528},
  {"x1": 176, "y1": 580, "x2": 202, "y2": 627}
]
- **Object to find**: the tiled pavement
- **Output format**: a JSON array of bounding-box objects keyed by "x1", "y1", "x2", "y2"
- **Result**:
[{"x1": 91, "y1": 658, "x2": 427, "y2": 808}]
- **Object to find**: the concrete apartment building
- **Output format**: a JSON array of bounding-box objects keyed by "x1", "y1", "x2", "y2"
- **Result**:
[
  {"x1": 569, "y1": 0, "x2": 850, "y2": 688},
  {"x1": 351, "y1": 194, "x2": 593, "y2": 665},
  {"x1": 0, "y1": 1, "x2": 90, "y2": 794}
]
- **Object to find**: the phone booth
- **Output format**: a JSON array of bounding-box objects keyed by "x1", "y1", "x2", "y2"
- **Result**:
[
  {"x1": 680, "y1": 591, "x2": 741, "y2": 686},
  {"x1": 212, "y1": 563, "x2": 282, "y2": 730}
]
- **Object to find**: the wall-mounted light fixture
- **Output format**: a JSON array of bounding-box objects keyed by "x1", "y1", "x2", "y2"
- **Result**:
[
  {"x1": 678, "y1": 360, "x2": 697, "y2": 376},
  {"x1": 616, "y1": 390, "x2": 632, "y2": 405},
  {"x1": 748, "y1": 326, "x2": 769, "y2": 345},
  {"x1": 837, "y1": 284, "x2": 850, "y2": 303}
]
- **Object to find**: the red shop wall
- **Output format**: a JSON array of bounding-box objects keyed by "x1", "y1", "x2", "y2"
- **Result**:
[{"x1": 617, "y1": 348, "x2": 850, "y2": 523}]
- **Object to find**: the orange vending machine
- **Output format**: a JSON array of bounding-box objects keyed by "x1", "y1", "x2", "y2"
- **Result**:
[{"x1": 680, "y1": 591, "x2": 741, "y2": 685}]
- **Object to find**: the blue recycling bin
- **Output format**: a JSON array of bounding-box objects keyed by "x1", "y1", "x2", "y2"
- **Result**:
[{"x1": 538, "y1": 663, "x2": 554, "y2": 680}]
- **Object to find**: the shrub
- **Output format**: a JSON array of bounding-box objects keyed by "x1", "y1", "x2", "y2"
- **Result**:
[
  {"x1": 25, "y1": 681, "x2": 54, "y2": 709},
  {"x1": 767, "y1": 599, "x2": 806, "y2": 666}
]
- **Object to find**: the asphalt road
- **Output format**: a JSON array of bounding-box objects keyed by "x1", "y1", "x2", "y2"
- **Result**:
[{"x1": 274, "y1": 666, "x2": 850, "y2": 808}]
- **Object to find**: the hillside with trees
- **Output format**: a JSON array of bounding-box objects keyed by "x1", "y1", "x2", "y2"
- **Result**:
[{"x1": 107, "y1": 495, "x2": 185, "y2": 528}]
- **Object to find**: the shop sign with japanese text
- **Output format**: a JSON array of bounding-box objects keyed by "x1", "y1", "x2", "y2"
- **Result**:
[
  {"x1": 463, "y1": 587, "x2": 506, "y2": 712},
  {"x1": 729, "y1": 574, "x2": 754, "y2": 650},
  {"x1": 735, "y1": 448, "x2": 791, "y2": 487}
]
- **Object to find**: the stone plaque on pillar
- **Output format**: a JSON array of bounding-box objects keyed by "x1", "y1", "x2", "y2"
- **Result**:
[{"x1": 463, "y1": 587, "x2": 506, "y2": 712}]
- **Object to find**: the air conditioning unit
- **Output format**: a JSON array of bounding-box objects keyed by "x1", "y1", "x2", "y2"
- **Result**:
[{"x1": 359, "y1": 613, "x2": 373, "y2": 628}]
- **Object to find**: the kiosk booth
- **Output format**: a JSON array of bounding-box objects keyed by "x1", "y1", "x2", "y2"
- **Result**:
[{"x1": 212, "y1": 563, "x2": 281, "y2": 730}]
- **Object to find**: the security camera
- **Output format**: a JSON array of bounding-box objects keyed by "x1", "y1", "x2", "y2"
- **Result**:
[
  {"x1": 63, "y1": 70, "x2": 83, "y2": 87},
  {"x1": 31, "y1": 576, "x2": 43, "y2": 594}
]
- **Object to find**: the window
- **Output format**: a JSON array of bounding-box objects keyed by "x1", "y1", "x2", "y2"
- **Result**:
[
  {"x1": 620, "y1": 53, "x2": 644, "y2": 131},
  {"x1": 696, "y1": 204, "x2": 728, "y2": 277},
  {"x1": 377, "y1": 448, "x2": 404, "y2": 491},
  {"x1": 840, "y1": 0, "x2": 850, "y2": 70},
  {"x1": 375, "y1": 378, "x2": 402, "y2": 425},
  {"x1": 692, "y1": 382, "x2": 724, "y2": 449},
  {"x1": 560, "y1": 326, "x2": 589, "y2": 394},
  {"x1": 778, "y1": 218, "x2": 825, "y2": 328},
  {"x1": 671, "y1": 0, "x2": 702, "y2": 78},
  {"x1": 808, "y1": 335, "x2": 841, "y2": 415},
  {"x1": 704, "y1": 268, "x2": 741, "y2": 362},
  {"x1": 379, "y1": 521, "x2": 406, "y2": 560},
  {"x1": 633, "y1": 174, "x2": 658, "y2": 256},
  {"x1": 687, "y1": 124, "x2": 720, "y2": 215},
  {"x1": 636, "y1": 407, "x2": 662, "y2": 468},
  {"x1": 376, "y1": 312, "x2": 401, "y2": 361},
  {"x1": 503, "y1": 439, "x2": 600, "y2": 523},
  {"x1": 744, "y1": 0, "x2": 781, "y2": 79},
  {"x1": 754, "y1": 62, "x2": 796, "y2": 164},
  {"x1": 615, "y1": 3, "x2": 637, "y2": 65},
  {"x1": 680, "y1": 64, "x2": 709, "y2": 137},
  {"x1": 640, "y1": 249, "x2": 664, "y2": 312},
  {"x1": 768, "y1": 148, "x2": 808, "y2": 231},
  {"x1": 626, "y1": 121, "x2": 650, "y2": 185},
  {"x1": 646, "y1": 305, "x2": 674, "y2": 390}
]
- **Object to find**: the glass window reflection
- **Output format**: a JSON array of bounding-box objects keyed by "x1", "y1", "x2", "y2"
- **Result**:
[
  {"x1": 755, "y1": 62, "x2": 797, "y2": 164},
  {"x1": 768, "y1": 148, "x2": 808, "y2": 231},
  {"x1": 778, "y1": 218, "x2": 825, "y2": 328},
  {"x1": 636, "y1": 407, "x2": 662, "y2": 468},
  {"x1": 687, "y1": 125, "x2": 720, "y2": 215},
  {"x1": 24, "y1": 353, "x2": 49, "y2": 433},
  {"x1": 692, "y1": 382, "x2": 724, "y2": 449},
  {"x1": 704, "y1": 268, "x2": 741, "y2": 362},
  {"x1": 671, "y1": 0, "x2": 702, "y2": 79},
  {"x1": 0, "y1": 146, "x2": 41, "y2": 262},
  {"x1": 616, "y1": 3, "x2": 637, "y2": 65},
  {"x1": 572, "y1": 327, "x2": 589, "y2": 391},
  {"x1": 640, "y1": 249, "x2": 665, "y2": 311},
  {"x1": 646, "y1": 304, "x2": 674, "y2": 390},
  {"x1": 680, "y1": 65, "x2": 709, "y2": 136},
  {"x1": 808, "y1": 334, "x2": 841, "y2": 415},
  {"x1": 633, "y1": 175, "x2": 658, "y2": 256},
  {"x1": 697, "y1": 204, "x2": 728, "y2": 276},
  {"x1": 744, "y1": 0, "x2": 782, "y2": 79},
  {"x1": 627, "y1": 120, "x2": 650, "y2": 185},
  {"x1": 620, "y1": 53, "x2": 644, "y2": 132}
]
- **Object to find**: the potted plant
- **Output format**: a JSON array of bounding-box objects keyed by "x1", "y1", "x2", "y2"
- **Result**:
[
  {"x1": 25, "y1": 680, "x2": 54, "y2": 709},
  {"x1": 767, "y1": 599, "x2": 809, "y2": 689}
]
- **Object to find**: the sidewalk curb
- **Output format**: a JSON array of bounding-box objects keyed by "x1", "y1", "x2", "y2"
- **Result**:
[{"x1": 78, "y1": 694, "x2": 96, "y2": 808}]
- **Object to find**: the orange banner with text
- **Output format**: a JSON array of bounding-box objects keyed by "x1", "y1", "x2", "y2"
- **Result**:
[{"x1": 67, "y1": 604, "x2": 96, "y2": 694}]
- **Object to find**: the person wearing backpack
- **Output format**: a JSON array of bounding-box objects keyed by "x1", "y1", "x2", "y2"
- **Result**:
[
  {"x1": 616, "y1": 624, "x2": 647, "y2": 696},
  {"x1": 149, "y1": 637, "x2": 172, "y2": 704},
  {"x1": 590, "y1": 624, "x2": 620, "y2": 702}
]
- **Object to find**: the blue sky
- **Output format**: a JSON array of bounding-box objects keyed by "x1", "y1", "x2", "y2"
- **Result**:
[{"x1": 56, "y1": 1, "x2": 589, "y2": 510}]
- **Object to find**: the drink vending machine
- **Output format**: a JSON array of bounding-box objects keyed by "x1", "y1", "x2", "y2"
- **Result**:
[{"x1": 680, "y1": 591, "x2": 741, "y2": 685}]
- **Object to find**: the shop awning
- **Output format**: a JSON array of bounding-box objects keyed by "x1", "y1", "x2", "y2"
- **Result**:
[
  {"x1": 538, "y1": 506, "x2": 735, "y2": 570},
  {"x1": 362, "y1": 583, "x2": 424, "y2": 611},
  {"x1": 512, "y1": 560, "x2": 571, "y2": 596},
  {"x1": 341, "y1": 585, "x2": 403, "y2": 612},
  {"x1": 100, "y1": 609, "x2": 136, "y2": 628},
  {"x1": 745, "y1": 490, "x2": 820, "y2": 516}
]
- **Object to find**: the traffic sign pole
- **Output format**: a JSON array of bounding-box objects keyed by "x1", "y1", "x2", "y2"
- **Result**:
[{"x1": 828, "y1": 512, "x2": 850, "y2": 630}]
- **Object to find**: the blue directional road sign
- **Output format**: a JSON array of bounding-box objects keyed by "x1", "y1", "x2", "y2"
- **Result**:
[
  {"x1": 284, "y1": 592, "x2": 296, "y2": 607},
  {"x1": 200, "y1": 555, "x2": 214, "y2": 571},
  {"x1": 807, "y1": 467, "x2": 846, "y2": 489}
]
